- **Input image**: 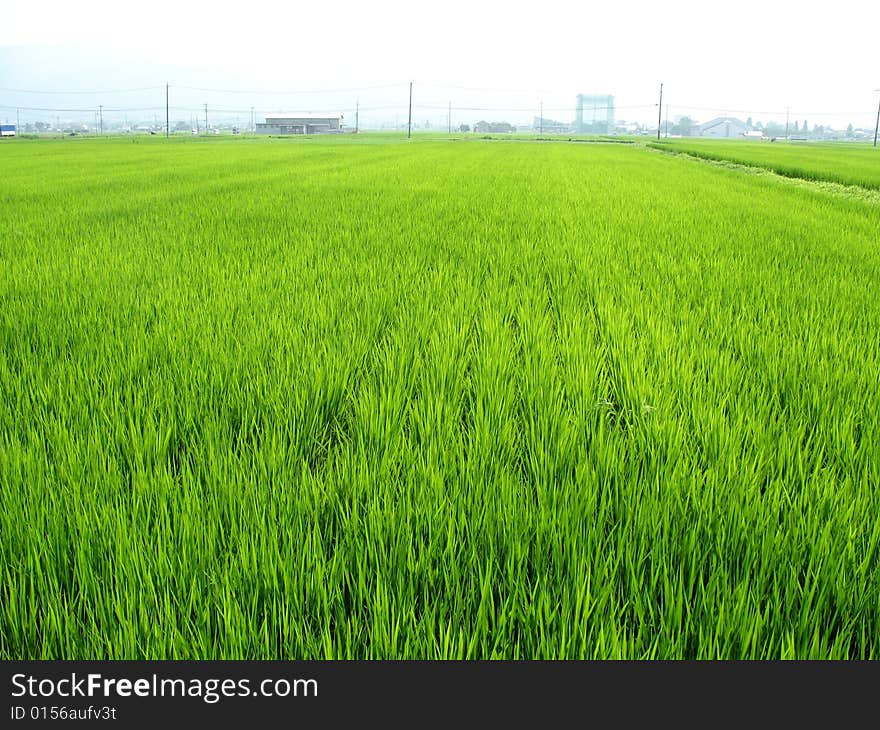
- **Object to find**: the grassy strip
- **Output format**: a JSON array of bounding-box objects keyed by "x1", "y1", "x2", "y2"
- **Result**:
[
  {"x1": 649, "y1": 143, "x2": 880, "y2": 205},
  {"x1": 649, "y1": 139, "x2": 880, "y2": 190}
]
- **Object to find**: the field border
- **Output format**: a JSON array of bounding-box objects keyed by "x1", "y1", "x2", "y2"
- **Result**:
[{"x1": 647, "y1": 143, "x2": 880, "y2": 205}]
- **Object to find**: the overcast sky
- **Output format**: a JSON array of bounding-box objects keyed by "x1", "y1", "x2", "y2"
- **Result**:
[{"x1": 2, "y1": 0, "x2": 878, "y2": 129}]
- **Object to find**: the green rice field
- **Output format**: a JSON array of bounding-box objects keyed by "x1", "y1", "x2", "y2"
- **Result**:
[
  {"x1": 651, "y1": 138, "x2": 880, "y2": 189},
  {"x1": 1, "y1": 135, "x2": 879, "y2": 659}
]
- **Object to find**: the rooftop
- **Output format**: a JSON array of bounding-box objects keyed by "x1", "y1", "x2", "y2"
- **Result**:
[{"x1": 264, "y1": 113, "x2": 344, "y2": 120}]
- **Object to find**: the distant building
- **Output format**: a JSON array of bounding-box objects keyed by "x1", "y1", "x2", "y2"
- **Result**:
[
  {"x1": 698, "y1": 117, "x2": 750, "y2": 138},
  {"x1": 533, "y1": 117, "x2": 572, "y2": 134},
  {"x1": 0, "y1": 124, "x2": 16, "y2": 138},
  {"x1": 255, "y1": 114, "x2": 343, "y2": 135},
  {"x1": 474, "y1": 120, "x2": 515, "y2": 133},
  {"x1": 575, "y1": 94, "x2": 615, "y2": 134},
  {"x1": 616, "y1": 121, "x2": 641, "y2": 135}
]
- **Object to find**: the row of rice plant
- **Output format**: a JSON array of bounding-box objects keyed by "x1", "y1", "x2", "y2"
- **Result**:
[{"x1": 651, "y1": 138, "x2": 880, "y2": 189}]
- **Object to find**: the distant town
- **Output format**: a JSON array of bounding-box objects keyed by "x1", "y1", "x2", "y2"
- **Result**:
[{"x1": 4, "y1": 92, "x2": 875, "y2": 141}]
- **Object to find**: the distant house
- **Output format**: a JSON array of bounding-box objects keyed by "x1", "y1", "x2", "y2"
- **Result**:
[
  {"x1": 533, "y1": 116, "x2": 572, "y2": 134},
  {"x1": 0, "y1": 124, "x2": 16, "y2": 138},
  {"x1": 474, "y1": 120, "x2": 515, "y2": 134},
  {"x1": 256, "y1": 114, "x2": 344, "y2": 135},
  {"x1": 698, "y1": 117, "x2": 750, "y2": 138},
  {"x1": 742, "y1": 130, "x2": 766, "y2": 140}
]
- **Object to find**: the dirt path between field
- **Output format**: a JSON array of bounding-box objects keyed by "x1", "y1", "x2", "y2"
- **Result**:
[{"x1": 648, "y1": 145, "x2": 880, "y2": 206}]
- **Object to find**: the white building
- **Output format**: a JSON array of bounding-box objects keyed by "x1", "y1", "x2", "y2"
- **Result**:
[
  {"x1": 698, "y1": 117, "x2": 750, "y2": 138},
  {"x1": 255, "y1": 114, "x2": 344, "y2": 135}
]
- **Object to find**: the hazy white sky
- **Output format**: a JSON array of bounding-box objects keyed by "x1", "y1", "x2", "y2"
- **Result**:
[{"x1": 2, "y1": 0, "x2": 878, "y2": 128}]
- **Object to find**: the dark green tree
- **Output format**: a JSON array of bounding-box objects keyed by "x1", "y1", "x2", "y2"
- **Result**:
[{"x1": 672, "y1": 116, "x2": 695, "y2": 136}]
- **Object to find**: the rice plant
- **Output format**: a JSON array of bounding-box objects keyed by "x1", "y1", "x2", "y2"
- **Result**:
[{"x1": 1, "y1": 136, "x2": 878, "y2": 658}]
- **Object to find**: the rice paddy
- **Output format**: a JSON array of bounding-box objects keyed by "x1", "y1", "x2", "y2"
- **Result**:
[
  {"x1": 651, "y1": 137, "x2": 880, "y2": 188},
  {"x1": 1, "y1": 135, "x2": 878, "y2": 659}
]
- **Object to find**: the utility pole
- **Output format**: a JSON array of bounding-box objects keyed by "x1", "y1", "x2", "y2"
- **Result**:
[
  {"x1": 99, "y1": 105, "x2": 103, "y2": 136},
  {"x1": 874, "y1": 90, "x2": 880, "y2": 148},
  {"x1": 250, "y1": 107, "x2": 255, "y2": 133},
  {"x1": 407, "y1": 81, "x2": 412, "y2": 139},
  {"x1": 657, "y1": 83, "x2": 663, "y2": 140},
  {"x1": 204, "y1": 103, "x2": 208, "y2": 134},
  {"x1": 785, "y1": 107, "x2": 790, "y2": 140},
  {"x1": 166, "y1": 83, "x2": 169, "y2": 138},
  {"x1": 540, "y1": 100, "x2": 543, "y2": 136},
  {"x1": 16, "y1": 108, "x2": 20, "y2": 133},
  {"x1": 665, "y1": 104, "x2": 669, "y2": 138},
  {"x1": 448, "y1": 101, "x2": 451, "y2": 134},
  {"x1": 356, "y1": 100, "x2": 359, "y2": 133}
]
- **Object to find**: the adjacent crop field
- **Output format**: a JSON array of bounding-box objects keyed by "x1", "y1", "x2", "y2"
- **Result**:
[
  {"x1": 1, "y1": 136, "x2": 878, "y2": 659},
  {"x1": 651, "y1": 138, "x2": 880, "y2": 189}
]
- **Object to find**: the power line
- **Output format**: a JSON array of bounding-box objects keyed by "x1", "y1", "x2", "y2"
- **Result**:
[
  {"x1": 0, "y1": 86, "x2": 163, "y2": 95},
  {"x1": 0, "y1": 105, "x2": 167, "y2": 113},
  {"x1": 671, "y1": 104, "x2": 877, "y2": 117},
  {"x1": 409, "y1": 104, "x2": 652, "y2": 113},
  {"x1": 2, "y1": 88, "x2": 874, "y2": 120},
  {"x1": 5, "y1": 80, "x2": 877, "y2": 133},
  {"x1": 418, "y1": 81, "x2": 565, "y2": 94},
  {"x1": 657, "y1": 83, "x2": 663, "y2": 141},
  {"x1": 7, "y1": 102, "x2": 871, "y2": 117},
  {"x1": 172, "y1": 83, "x2": 406, "y2": 95}
]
